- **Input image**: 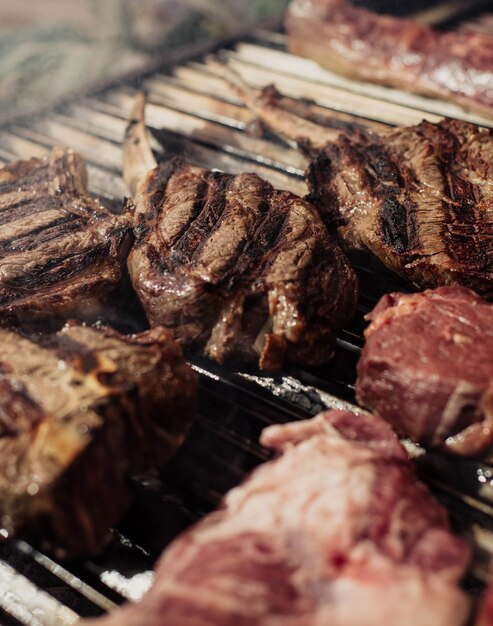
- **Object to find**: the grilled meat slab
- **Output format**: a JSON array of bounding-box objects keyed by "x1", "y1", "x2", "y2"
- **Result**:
[
  {"x1": 219, "y1": 65, "x2": 493, "y2": 295},
  {"x1": 0, "y1": 147, "x2": 131, "y2": 324},
  {"x1": 286, "y1": 0, "x2": 493, "y2": 120},
  {"x1": 124, "y1": 96, "x2": 358, "y2": 370},
  {"x1": 0, "y1": 323, "x2": 196, "y2": 558},
  {"x1": 357, "y1": 286, "x2": 493, "y2": 457},
  {"x1": 83, "y1": 410, "x2": 470, "y2": 626},
  {"x1": 307, "y1": 119, "x2": 493, "y2": 296}
]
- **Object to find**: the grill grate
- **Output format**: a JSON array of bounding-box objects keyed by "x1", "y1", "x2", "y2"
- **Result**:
[{"x1": 1, "y1": 10, "x2": 493, "y2": 623}]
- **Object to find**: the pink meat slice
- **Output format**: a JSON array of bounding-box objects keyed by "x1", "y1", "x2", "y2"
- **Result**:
[
  {"x1": 357, "y1": 286, "x2": 493, "y2": 457},
  {"x1": 84, "y1": 410, "x2": 470, "y2": 626},
  {"x1": 286, "y1": 0, "x2": 493, "y2": 120}
]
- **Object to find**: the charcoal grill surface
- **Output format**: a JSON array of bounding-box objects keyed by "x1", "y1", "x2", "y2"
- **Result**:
[{"x1": 1, "y1": 8, "x2": 493, "y2": 624}]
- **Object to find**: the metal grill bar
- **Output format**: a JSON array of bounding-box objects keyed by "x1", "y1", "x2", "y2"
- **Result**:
[
  {"x1": 1, "y1": 12, "x2": 493, "y2": 624},
  {"x1": 0, "y1": 562, "x2": 78, "y2": 626},
  {"x1": 13, "y1": 543, "x2": 119, "y2": 614}
]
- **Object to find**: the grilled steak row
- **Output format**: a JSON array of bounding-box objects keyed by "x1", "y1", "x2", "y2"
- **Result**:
[
  {"x1": 128, "y1": 157, "x2": 358, "y2": 369},
  {"x1": 0, "y1": 322, "x2": 196, "y2": 558},
  {"x1": 0, "y1": 98, "x2": 362, "y2": 560},
  {"x1": 0, "y1": 147, "x2": 131, "y2": 325},
  {"x1": 357, "y1": 286, "x2": 493, "y2": 458},
  {"x1": 220, "y1": 67, "x2": 493, "y2": 296},
  {"x1": 286, "y1": 0, "x2": 493, "y2": 119},
  {"x1": 83, "y1": 410, "x2": 470, "y2": 626}
]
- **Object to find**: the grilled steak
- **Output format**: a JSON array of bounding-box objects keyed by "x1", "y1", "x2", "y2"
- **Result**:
[
  {"x1": 286, "y1": 0, "x2": 493, "y2": 119},
  {"x1": 307, "y1": 118, "x2": 493, "y2": 296},
  {"x1": 124, "y1": 95, "x2": 358, "y2": 370},
  {"x1": 219, "y1": 65, "x2": 493, "y2": 296},
  {"x1": 83, "y1": 410, "x2": 470, "y2": 626},
  {"x1": 0, "y1": 147, "x2": 131, "y2": 324},
  {"x1": 356, "y1": 286, "x2": 493, "y2": 457},
  {"x1": 0, "y1": 323, "x2": 196, "y2": 558}
]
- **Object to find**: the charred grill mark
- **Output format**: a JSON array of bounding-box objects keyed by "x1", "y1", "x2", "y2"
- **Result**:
[
  {"x1": 215, "y1": 185, "x2": 276, "y2": 289},
  {"x1": 446, "y1": 223, "x2": 493, "y2": 236},
  {"x1": 148, "y1": 158, "x2": 184, "y2": 211},
  {"x1": 0, "y1": 241, "x2": 114, "y2": 302},
  {"x1": 188, "y1": 174, "x2": 235, "y2": 265},
  {"x1": 364, "y1": 144, "x2": 402, "y2": 189},
  {"x1": 306, "y1": 150, "x2": 342, "y2": 228},
  {"x1": 145, "y1": 243, "x2": 165, "y2": 274},
  {"x1": 249, "y1": 200, "x2": 290, "y2": 261},
  {"x1": 0, "y1": 215, "x2": 81, "y2": 253},
  {"x1": 0, "y1": 196, "x2": 58, "y2": 226},
  {"x1": 135, "y1": 212, "x2": 152, "y2": 242},
  {"x1": 134, "y1": 157, "x2": 192, "y2": 251},
  {"x1": 380, "y1": 196, "x2": 411, "y2": 254},
  {"x1": 433, "y1": 127, "x2": 493, "y2": 268},
  {"x1": 167, "y1": 176, "x2": 210, "y2": 254},
  {"x1": 136, "y1": 158, "x2": 185, "y2": 245},
  {"x1": 169, "y1": 172, "x2": 231, "y2": 268},
  {"x1": 19, "y1": 217, "x2": 88, "y2": 252},
  {"x1": 404, "y1": 198, "x2": 419, "y2": 253}
]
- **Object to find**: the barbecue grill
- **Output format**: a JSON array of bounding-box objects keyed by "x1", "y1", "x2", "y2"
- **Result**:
[{"x1": 1, "y1": 5, "x2": 493, "y2": 624}]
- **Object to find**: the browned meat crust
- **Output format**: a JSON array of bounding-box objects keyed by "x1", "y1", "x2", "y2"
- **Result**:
[
  {"x1": 286, "y1": 0, "x2": 493, "y2": 119},
  {"x1": 307, "y1": 119, "x2": 493, "y2": 296},
  {"x1": 356, "y1": 286, "x2": 493, "y2": 457},
  {"x1": 0, "y1": 147, "x2": 131, "y2": 324},
  {"x1": 128, "y1": 157, "x2": 358, "y2": 370},
  {"x1": 0, "y1": 323, "x2": 196, "y2": 558},
  {"x1": 217, "y1": 63, "x2": 493, "y2": 296},
  {"x1": 82, "y1": 410, "x2": 470, "y2": 626}
]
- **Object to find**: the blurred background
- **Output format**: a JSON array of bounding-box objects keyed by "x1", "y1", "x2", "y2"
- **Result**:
[
  {"x1": 0, "y1": 0, "x2": 488, "y2": 123},
  {"x1": 0, "y1": 0, "x2": 291, "y2": 122}
]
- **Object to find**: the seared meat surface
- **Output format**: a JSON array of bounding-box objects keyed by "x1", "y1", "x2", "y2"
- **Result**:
[
  {"x1": 0, "y1": 147, "x2": 131, "y2": 324},
  {"x1": 357, "y1": 286, "x2": 493, "y2": 457},
  {"x1": 307, "y1": 119, "x2": 493, "y2": 296},
  {"x1": 83, "y1": 410, "x2": 469, "y2": 626},
  {"x1": 286, "y1": 0, "x2": 493, "y2": 119},
  {"x1": 125, "y1": 96, "x2": 358, "y2": 370},
  {"x1": 0, "y1": 323, "x2": 196, "y2": 558},
  {"x1": 219, "y1": 66, "x2": 493, "y2": 296}
]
